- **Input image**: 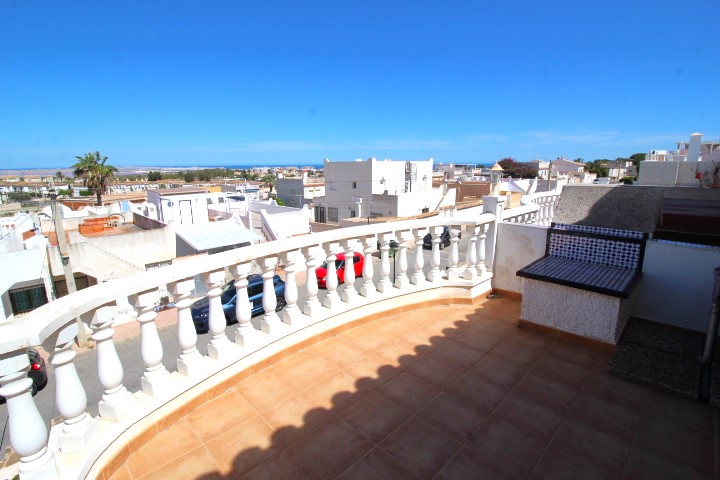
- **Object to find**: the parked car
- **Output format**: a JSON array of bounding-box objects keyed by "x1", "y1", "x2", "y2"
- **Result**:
[
  {"x1": 0, "y1": 348, "x2": 47, "y2": 403},
  {"x1": 190, "y1": 274, "x2": 286, "y2": 333},
  {"x1": 422, "y1": 226, "x2": 460, "y2": 249},
  {"x1": 315, "y1": 251, "x2": 364, "y2": 288}
]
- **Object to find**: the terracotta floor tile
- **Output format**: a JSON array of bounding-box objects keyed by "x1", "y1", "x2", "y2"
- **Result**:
[
  {"x1": 303, "y1": 370, "x2": 365, "y2": 412},
  {"x1": 623, "y1": 443, "x2": 714, "y2": 480},
  {"x1": 466, "y1": 417, "x2": 549, "y2": 479},
  {"x1": 136, "y1": 446, "x2": 221, "y2": 480},
  {"x1": 453, "y1": 327, "x2": 505, "y2": 352},
  {"x1": 377, "y1": 371, "x2": 441, "y2": 414},
  {"x1": 580, "y1": 369, "x2": 650, "y2": 412},
  {"x1": 405, "y1": 353, "x2": 466, "y2": 389},
  {"x1": 429, "y1": 338, "x2": 485, "y2": 369},
  {"x1": 565, "y1": 390, "x2": 643, "y2": 443},
  {"x1": 435, "y1": 446, "x2": 524, "y2": 480},
  {"x1": 268, "y1": 347, "x2": 314, "y2": 370},
  {"x1": 278, "y1": 353, "x2": 341, "y2": 389},
  {"x1": 445, "y1": 369, "x2": 510, "y2": 413},
  {"x1": 379, "y1": 416, "x2": 461, "y2": 478},
  {"x1": 287, "y1": 417, "x2": 374, "y2": 479},
  {"x1": 187, "y1": 390, "x2": 257, "y2": 442},
  {"x1": 643, "y1": 389, "x2": 716, "y2": 435},
  {"x1": 127, "y1": 417, "x2": 200, "y2": 478},
  {"x1": 373, "y1": 339, "x2": 422, "y2": 368},
  {"x1": 530, "y1": 351, "x2": 592, "y2": 388},
  {"x1": 340, "y1": 324, "x2": 396, "y2": 352},
  {"x1": 308, "y1": 337, "x2": 370, "y2": 369},
  {"x1": 342, "y1": 352, "x2": 400, "y2": 388},
  {"x1": 469, "y1": 352, "x2": 529, "y2": 389},
  {"x1": 395, "y1": 327, "x2": 449, "y2": 353},
  {"x1": 417, "y1": 391, "x2": 488, "y2": 441},
  {"x1": 241, "y1": 447, "x2": 321, "y2": 480},
  {"x1": 235, "y1": 368, "x2": 302, "y2": 413},
  {"x1": 493, "y1": 391, "x2": 566, "y2": 437},
  {"x1": 106, "y1": 464, "x2": 132, "y2": 480},
  {"x1": 373, "y1": 317, "x2": 415, "y2": 338},
  {"x1": 489, "y1": 337, "x2": 547, "y2": 368},
  {"x1": 337, "y1": 448, "x2": 416, "y2": 480},
  {"x1": 470, "y1": 316, "x2": 518, "y2": 338},
  {"x1": 338, "y1": 391, "x2": 411, "y2": 443},
  {"x1": 546, "y1": 338, "x2": 601, "y2": 367},
  {"x1": 259, "y1": 388, "x2": 335, "y2": 447},
  {"x1": 205, "y1": 415, "x2": 279, "y2": 477},
  {"x1": 514, "y1": 368, "x2": 580, "y2": 411}
]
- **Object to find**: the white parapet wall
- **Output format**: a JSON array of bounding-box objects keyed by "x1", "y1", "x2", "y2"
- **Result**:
[
  {"x1": 492, "y1": 222, "x2": 548, "y2": 293},
  {"x1": 633, "y1": 240, "x2": 720, "y2": 332}
]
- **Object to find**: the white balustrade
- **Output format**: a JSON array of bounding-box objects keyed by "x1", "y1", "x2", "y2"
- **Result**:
[
  {"x1": 230, "y1": 263, "x2": 256, "y2": 347},
  {"x1": 302, "y1": 245, "x2": 322, "y2": 316},
  {"x1": 50, "y1": 321, "x2": 99, "y2": 453},
  {"x1": 203, "y1": 269, "x2": 236, "y2": 360},
  {"x1": 322, "y1": 242, "x2": 342, "y2": 308},
  {"x1": 446, "y1": 227, "x2": 462, "y2": 279},
  {"x1": 410, "y1": 228, "x2": 426, "y2": 285},
  {"x1": 476, "y1": 224, "x2": 488, "y2": 276},
  {"x1": 130, "y1": 289, "x2": 171, "y2": 396},
  {"x1": 360, "y1": 235, "x2": 377, "y2": 297},
  {"x1": 394, "y1": 231, "x2": 410, "y2": 289},
  {"x1": 259, "y1": 256, "x2": 282, "y2": 334},
  {"x1": 171, "y1": 277, "x2": 205, "y2": 377},
  {"x1": 341, "y1": 239, "x2": 359, "y2": 303},
  {"x1": 280, "y1": 250, "x2": 304, "y2": 325},
  {"x1": 91, "y1": 307, "x2": 133, "y2": 421},
  {"x1": 462, "y1": 225, "x2": 479, "y2": 280},
  {"x1": 0, "y1": 351, "x2": 57, "y2": 479},
  {"x1": 427, "y1": 226, "x2": 444, "y2": 283},
  {"x1": 377, "y1": 233, "x2": 394, "y2": 292}
]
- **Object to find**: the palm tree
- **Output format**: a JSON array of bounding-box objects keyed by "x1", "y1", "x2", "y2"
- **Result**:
[{"x1": 72, "y1": 151, "x2": 118, "y2": 206}]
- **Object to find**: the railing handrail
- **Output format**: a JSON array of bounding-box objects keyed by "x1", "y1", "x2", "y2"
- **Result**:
[{"x1": 0, "y1": 213, "x2": 495, "y2": 353}]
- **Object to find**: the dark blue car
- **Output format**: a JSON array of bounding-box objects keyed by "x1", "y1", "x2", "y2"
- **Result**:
[{"x1": 190, "y1": 274, "x2": 286, "y2": 333}]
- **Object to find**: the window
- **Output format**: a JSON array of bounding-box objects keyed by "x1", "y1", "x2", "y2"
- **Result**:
[
  {"x1": 314, "y1": 206, "x2": 326, "y2": 223},
  {"x1": 352, "y1": 182, "x2": 357, "y2": 189},
  {"x1": 9, "y1": 285, "x2": 48, "y2": 315},
  {"x1": 328, "y1": 207, "x2": 338, "y2": 222},
  {"x1": 422, "y1": 207, "x2": 429, "y2": 214},
  {"x1": 54, "y1": 275, "x2": 90, "y2": 298},
  {"x1": 350, "y1": 210, "x2": 356, "y2": 218}
]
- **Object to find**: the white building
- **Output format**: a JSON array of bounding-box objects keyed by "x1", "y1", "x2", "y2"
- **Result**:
[
  {"x1": 311, "y1": 158, "x2": 437, "y2": 224},
  {"x1": 276, "y1": 172, "x2": 325, "y2": 208},
  {"x1": 639, "y1": 132, "x2": 720, "y2": 186},
  {"x1": 146, "y1": 187, "x2": 242, "y2": 225}
]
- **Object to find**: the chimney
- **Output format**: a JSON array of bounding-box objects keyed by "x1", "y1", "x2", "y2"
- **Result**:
[{"x1": 688, "y1": 133, "x2": 702, "y2": 162}]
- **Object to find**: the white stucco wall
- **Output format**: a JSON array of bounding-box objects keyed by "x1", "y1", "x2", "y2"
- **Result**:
[
  {"x1": 632, "y1": 240, "x2": 720, "y2": 332},
  {"x1": 492, "y1": 222, "x2": 548, "y2": 293}
]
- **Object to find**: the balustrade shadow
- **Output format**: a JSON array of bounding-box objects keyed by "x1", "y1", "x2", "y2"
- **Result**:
[{"x1": 121, "y1": 297, "x2": 529, "y2": 479}]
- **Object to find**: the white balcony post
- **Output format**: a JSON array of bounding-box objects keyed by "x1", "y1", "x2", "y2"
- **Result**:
[
  {"x1": 259, "y1": 256, "x2": 282, "y2": 334},
  {"x1": 203, "y1": 269, "x2": 235, "y2": 360},
  {"x1": 482, "y1": 195, "x2": 505, "y2": 271},
  {"x1": 410, "y1": 228, "x2": 426, "y2": 285},
  {"x1": 427, "y1": 226, "x2": 444, "y2": 283},
  {"x1": 0, "y1": 352, "x2": 57, "y2": 479},
  {"x1": 129, "y1": 289, "x2": 171, "y2": 397},
  {"x1": 302, "y1": 245, "x2": 322, "y2": 317},
  {"x1": 462, "y1": 224, "x2": 479, "y2": 280},
  {"x1": 171, "y1": 278, "x2": 205, "y2": 377},
  {"x1": 446, "y1": 226, "x2": 462, "y2": 280},
  {"x1": 49, "y1": 321, "x2": 99, "y2": 453},
  {"x1": 377, "y1": 233, "x2": 394, "y2": 293},
  {"x1": 394, "y1": 231, "x2": 410, "y2": 289},
  {"x1": 476, "y1": 224, "x2": 487, "y2": 276},
  {"x1": 341, "y1": 239, "x2": 359, "y2": 303},
  {"x1": 322, "y1": 242, "x2": 342, "y2": 308},
  {"x1": 280, "y1": 250, "x2": 304, "y2": 325},
  {"x1": 229, "y1": 263, "x2": 255, "y2": 348},
  {"x1": 91, "y1": 306, "x2": 133, "y2": 422},
  {"x1": 359, "y1": 235, "x2": 377, "y2": 297}
]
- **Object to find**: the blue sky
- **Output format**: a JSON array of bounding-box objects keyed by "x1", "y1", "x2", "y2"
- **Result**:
[{"x1": 1, "y1": 1, "x2": 718, "y2": 169}]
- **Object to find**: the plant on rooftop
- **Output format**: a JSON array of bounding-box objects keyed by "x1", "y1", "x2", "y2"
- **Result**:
[{"x1": 72, "y1": 151, "x2": 118, "y2": 206}]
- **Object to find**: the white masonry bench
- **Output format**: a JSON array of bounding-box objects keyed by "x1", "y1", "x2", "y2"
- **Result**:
[{"x1": 516, "y1": 223, "x2": 648, "y2": 344}]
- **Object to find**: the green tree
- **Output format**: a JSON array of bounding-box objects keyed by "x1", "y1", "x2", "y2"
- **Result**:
[
  {"x1": 72, "y1": 151, "x2": 118, "y2": 206},
  {"x1": 55, "y1": 171, "x2": 65, "y2": 183},
  {"x1": 262, "y1": 173, "x2": 276, "y2": 193},
  {"x1": 584, "y1": 159, "x2": 609, "y2": 178},
  {"x1": 184, "y1": 171, "x2": 196, "y2": 183},
  {"x1": 629, "y1": 152, "x2": 645, "y2": 174},
  {"x1": 148, "y1": 171, "x2": 162, "y2": 181}
]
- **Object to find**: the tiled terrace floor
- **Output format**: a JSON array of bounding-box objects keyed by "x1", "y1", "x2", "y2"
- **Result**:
[{"x1": 110, "y1": 297, "x2": 718, "y2": 479}]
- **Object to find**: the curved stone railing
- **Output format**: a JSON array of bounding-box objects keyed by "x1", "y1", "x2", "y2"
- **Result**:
[
  {"x1": 0, "y1": 206, "x2": 502, "y2": 480},
  {"x1": 521, "y1": 188, "x2": 562, "y2": 226}
]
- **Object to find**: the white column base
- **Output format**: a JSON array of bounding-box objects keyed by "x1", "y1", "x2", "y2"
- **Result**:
[
  {"x1": 234, "y1": 327, "x2": 256, "y2": 349},
  {"x1": 427, "y1": 270, "x2": 443, "y2": 283},
  {"x1": 141, "y1": 367, "x2": 171, "y2": 398},
  {"x1": 281, "y1": 305, "x2": 304, "y2": 326},
  {"x1": 461, "y1": 269, "x2": 477, "y2": 280},
  {"x1": 208, "y1": 337, "x2": 238, "y2": 361},
  {"x1": 98, "y1": 386, "x2": 133, "y2": 422},
  {"x1": 341, "y1": 286, "x2": 359, "y2": 303},
  {"x1": 261, "y1": 312, "x2": 282, "y2": 334},
  {"x1": 376, "y1": 279, "x2": 393, "y2": 293},
  {"x1": 322, "y1": 292, "x2": 342, "y2": 309},
  {"x1": 394, "y1": 277, "x2": 409, "y2": 290},
  {"x1": 59, "y1": 413, "x2": 101, "y2": 454},
  {"x1": 410, "y1": 272, "x2": 425, "y2": 285},
  {"x1": 360, "y1": 282, "x2": 377, "y2": 297},
  {"x1": 177, "y1": 351, "x2": 206, "y2": 377},
  {"x1": 302, "y1": 299, "x2": 322, "y2": 317},
  {"x1": 18, "y1": 447, "x2": 57, "y2": 480}
]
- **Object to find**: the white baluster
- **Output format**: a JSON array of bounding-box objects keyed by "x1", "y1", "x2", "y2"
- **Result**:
[
  {"x1": 427, "y1": 226, "x2": 444, "y2": 282},
  {"x1": 341, "y1": 240, "x2": 359, "y2": 303},
  {"x1": 410, "y1": 228, "x2": 426, "y2": 285},
  {"x1": 376, "y1": 233, "x2": 394, "y2": 293},
  {"x1": 203, "y1": 269, "x2": 235, "y2": 360},
  {"x1": 322, "y1": 242, "x2": 342, "y2": 308},
  {"x1": 446, "y1": 226, "x2": 462, "y2": 279},
  {"x1": 91, "y1": 307, "x2": 133, "y2": 421},
  {"x1": 0, "y1": 352, "x2": 57, "y2": 479},
  {"x1": 171, "y1": 278, "x2": 205, "y2": 377},
  {"x1": 50, "y1": 321, "x2": 99, "y2": 453},
  {"x1": 476, "y1": 224, "x2": 487, "y2": 276},
  {"x1": 302, "y1": 245, "x2": 322, "y2": 317},
  {"x1": 462, "y1": 225, "x2": 479, "y2": 280},
  {"x1": 359, "y1": 235, "x2": 377, "y2": 297},
  {"x1": 280, "y1": 250, "x2": 303, "y2": 325},
  {"x1": 129, "y1": 289, "x2": 171, "y2": 397},
  {"x1": 394, "y1": 231, "x2": 410, "y2": 289},
  {"x1": 230, "y1": 263, "x2": 256, "y2": 347},
  {"x1": 259, "y1": 256, "x2": 282, "y2": 334}
]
